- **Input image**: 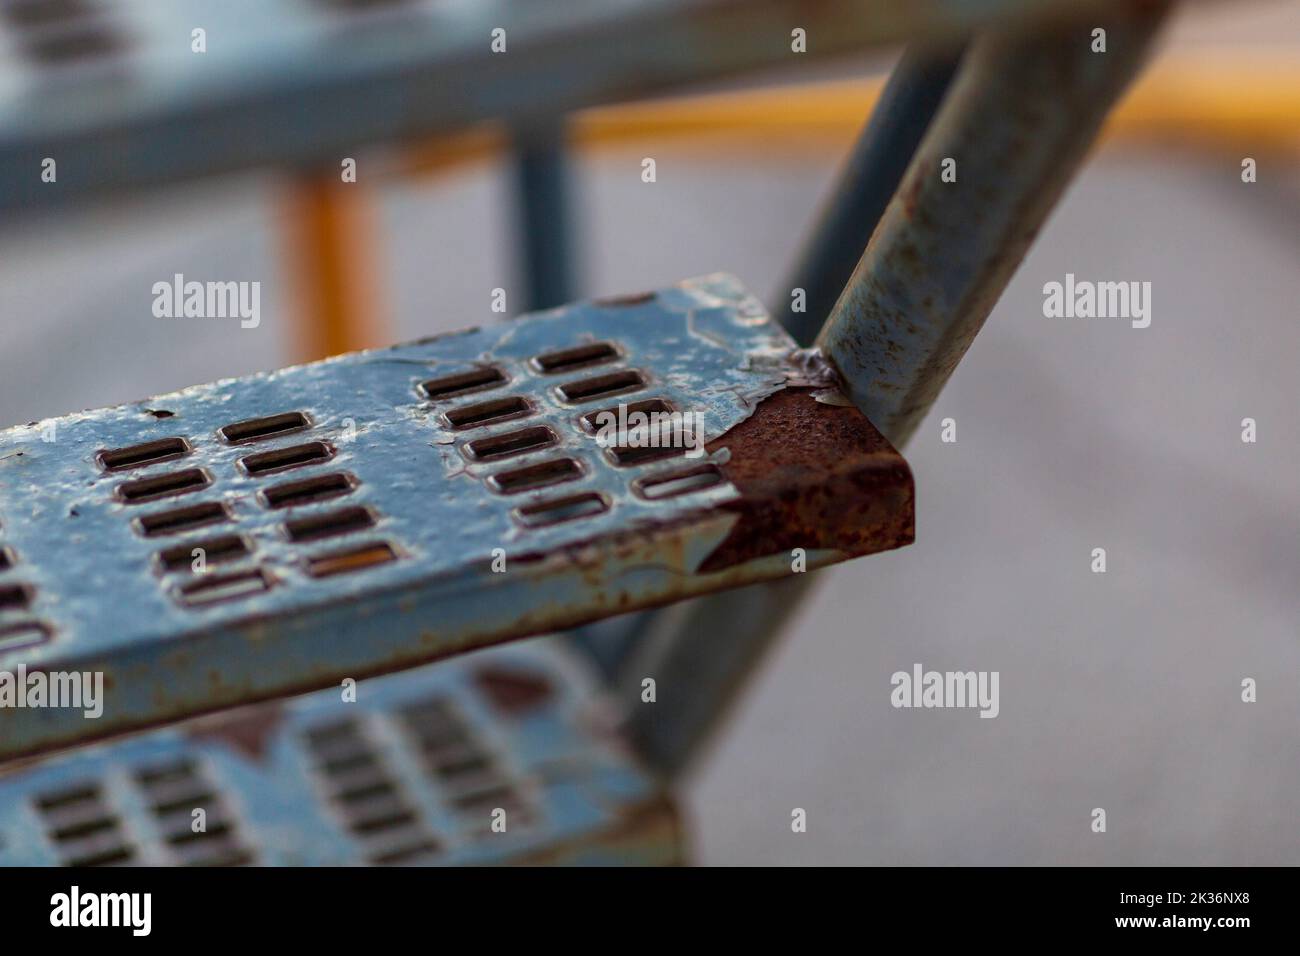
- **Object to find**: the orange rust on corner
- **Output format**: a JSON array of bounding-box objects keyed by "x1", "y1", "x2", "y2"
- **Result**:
[{"x1": 702, "y1": 387, "x2": 914, "y2": 573}]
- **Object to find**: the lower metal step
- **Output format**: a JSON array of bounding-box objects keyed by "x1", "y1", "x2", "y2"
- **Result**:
[{"x1": 0, "y1": 639, "x2": 678, "y2": 866}]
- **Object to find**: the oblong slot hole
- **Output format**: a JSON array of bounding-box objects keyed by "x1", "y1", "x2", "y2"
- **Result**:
[
  {"x1": 452, "y1": 785, "x2": 521, "y2": 813},
  {"x1": 262, "y1": 472, "x2": 356, "y2": 509},
  {"x1": 5, "y1": 0, "x2": 96, "y2": 28},
  {"x1": 137, "y1": 502, "x2": 229, "y2": 537},
  {"x1": 433, "y1": 750, "x2": 494, "y2": 778},
  {"x1": 487, "y1": 458, "x2": 581, "y2": 495},
  {"x1": 515, "y1": 493, "x2": 607, "y2": 528},
  {"x1": 167, "y1": 822, "x2": 232, "y2": 847},
  {"x1": 444, "y1": 396, "x2": 530, "y2": 430},
  {"x1": 371, "y1": 839, "x2": 440, "y2": 866},
  {"x1": 178, "y1": 568, "x2": 272, "y2": 607},
  {"x1": 579, "y1": 397, "x2": 674, "y2": 434},
  {"x1": 557, "y1": 370, "x2": 645, "y2": 403},
  {"x1": 635, "y1": 464, "x2": 724, "y2": 500},
  {"x1": 64, "y1": 845, "x2": 134, "y2": 868},
  {"x1": 239, "y1": 441, "x2": 334, "y2": 477},
  {"x1": 151, "y1": 791, "x2": 215, "y2": 817},
  {"x1": 607, "y1": 444, "x2": 687, "y2": 466},
  {"x1": 320, "y1": 753, "x2": 380, "y2": 778},
  {"x1": 157, "y1": 535, "x2": 250, "y2": 573},
  {"x1": 306, "y1": 541, "x2": 398, "y2": 578},
  {"x1": 305, "y1": 720, "x2": 362, "y2": 748},
  {"x1": 36, "y1": 784, "x2": 101, "y2": 812},
  {"x1": 337, "y1": 780, "x2": 399, "y2": 804},
  {"x1": 411, "y1": 726, "x2": 468, "y2": 753},
  {"x1": 399, "y1": 699, "x2": 458, "y2": 724},
  {"x1": 0, "y1": 620, "x2": 51, "y2": 653},
  {"x1": 218, "y1": 412, "x2": 310, "y2": 445},
  {"x1": 51, "y1": 817, "x2": 117, "y2": 842},
  {"x1": 39, "y1": 799, "x2": 110, "y2": 833},
  {"x1": 465, "y1": 426, "x2": 556, "y2": 462},
  {"x1": 116, "y1": 467, "x2": 210, "y2": 503},
  {"x1": 27, "y1": 26, "x2": 125, "y2": 66},
  {"x1": 98, "y1": 437, "x2": 190, "y2": 472},
  {"x1": 400, "y1": 706, "x2": 462, "y2": 739},
  {"x1": 532, "y1": 342, "x2": 619, "y2": 374},
  {"x1": 0, "y1": 583, "x2": 33, "y2": 610},
  {"x1": 418, "y1": 367, "x2": 506, "y2": 400},
  {"x1": 178, "y1": 847, "x2": 254, "y2": 867},
  {"x1": 349, "y1": 807, "x2": 417, "y2": 835},
  {"x1": 284, "y1": 506, "x2": 375, "y2": 543},
  {"x1": 135, "y1": 759, "x2": 196, "y2": 787}
]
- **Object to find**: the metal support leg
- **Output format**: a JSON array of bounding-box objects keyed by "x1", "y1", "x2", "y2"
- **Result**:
[
  {"x1": 572, "y1": 43, "x2": 965, "y2": 687},
  {"x1": 818, "y1": 5, "x2": 1169, "y2": 447},
  {"x1": 511, "y1": 119, "x2": 577, "y2": 311},
  {"x1": 775, "y1": 45, "x2": 966, "y2": 345},
  {"x1": 622, "y1": 5, "x2": 1170, "y2": 779}
]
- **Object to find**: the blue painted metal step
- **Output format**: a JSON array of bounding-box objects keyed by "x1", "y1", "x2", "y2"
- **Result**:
[
  {"x1": 0, "y1": 274, "x2": 912, "y2": 759},
  {"x1": 0, "y1": 639, "x2": 678, "y2": 866}
]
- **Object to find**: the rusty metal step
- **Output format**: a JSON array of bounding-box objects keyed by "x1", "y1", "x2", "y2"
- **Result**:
[{"x1": 0, "y1": 273, "x2": 912, "y2": 760}]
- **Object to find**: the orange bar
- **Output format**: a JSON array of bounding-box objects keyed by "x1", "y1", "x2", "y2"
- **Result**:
[{"x1": 280, "y1": 173, "x2": 387, "y2": 363}]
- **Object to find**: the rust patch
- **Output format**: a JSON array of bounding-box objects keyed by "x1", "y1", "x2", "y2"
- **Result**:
[
  {"x1": 592, "y1": 291, "x2": 656, "y2": 308},
  {"x1": 702, "y1": 387, "x2": 914, "y2": 572},
  {"x1": 186, "y1": 703, "x2": 284, "y2": 762},
  {"x1": 474, "y1": 665, "x2": 553, "y2": 716}
]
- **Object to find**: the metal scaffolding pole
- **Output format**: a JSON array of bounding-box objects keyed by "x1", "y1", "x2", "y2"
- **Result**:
[{"x1": 626, "y1": 3, "x2": 1170, "y2": 778}]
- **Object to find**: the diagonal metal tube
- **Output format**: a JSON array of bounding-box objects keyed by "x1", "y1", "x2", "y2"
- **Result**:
[
  {"x1": 569, "y1": 42, "x2": 962, "y2": 683},
  {"x1": 774, "y1": 44, "x2": 967, "y2": 345},
  {"x1": 818, "y1": 3, "x2": 1170, "y2": 447},
  {"x1": 627, "y1": 3, "x2": 1171, "y2": 778}
]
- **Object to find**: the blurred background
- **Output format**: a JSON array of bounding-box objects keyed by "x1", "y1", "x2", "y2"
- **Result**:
[{"x1": 1, "y1": 0, "x2": 1297, "y2": 863}]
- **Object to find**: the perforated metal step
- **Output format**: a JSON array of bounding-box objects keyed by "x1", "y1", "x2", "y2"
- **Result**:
[
  {"x1": 0, "y1": 639, "x2": 678, "y2": 866},
  {"x1": 0, "y1": 274, "x2": 913, "y2": 759}
]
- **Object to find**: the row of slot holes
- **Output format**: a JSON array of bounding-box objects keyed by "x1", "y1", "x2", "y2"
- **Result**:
[
  {"x1": 104, "y1": 413, "x2": 323, "y2": 548},
  {"x1": 467, "y1": 417, "x2": 723, "y2": 529},
  {"x1": 33, "y1": 761, "x2": 253, "y2": 867},
  {"x1": 33, "y1": 783, "x2": 134, "y2": 866},
  {"x1": 398, "y1": 698, "x2": 534, "y2": 835},
  {"x1": 135, "y1": 759, "x2": 254, "y2": 866},
  {"x1": 169, "y1": 531, "x2": 398, "y2": 609},
  {"x1": 110, "y1": 441, "x2": 337, "y2": 505},
  {"x1": 95, "y1": 414, "x2": 397, "y2": 604},
  {"x1": 99, "y1": 411, "x2": 314, "y2": 475},
  {"x1": 415, "y1": 341, "x2": 622, "y2": 406},
  {"x1": 1, "y1": 0, "x2": 128, "y2": 68},
  {"x1": 303, "y1": 719, "x2": 441, "y2": 865},
  {"x1": 0, "y1": 538, "x2": 53, "y2": 653},
  {"x1": 234, "y1": 426, "x2": 402, "y2": 593},
  {"x1": 419, "y1": 346, "x2": 725, "y2": 526}
]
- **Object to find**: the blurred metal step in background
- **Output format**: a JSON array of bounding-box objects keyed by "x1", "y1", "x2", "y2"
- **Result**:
[
  {"x1": 0, "y1": 0, "x2": 1107, "y2": 215},
  {"x1": 0, "y1": 273, "x2": 914, "y2": 761},
  {"x1": 0, "y1": 639, "x2": 679, "y2": 866}
]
